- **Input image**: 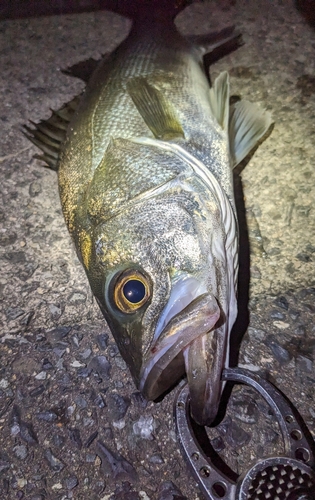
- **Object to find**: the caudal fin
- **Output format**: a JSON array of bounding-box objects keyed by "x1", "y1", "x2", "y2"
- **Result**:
[{"x1": 101, "y1": 0, "x2": 194, "y2": 20}]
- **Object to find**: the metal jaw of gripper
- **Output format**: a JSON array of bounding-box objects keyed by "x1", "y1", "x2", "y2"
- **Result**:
[{"x1": 175, "y1": 367, "x2": 315, "y2": 500}]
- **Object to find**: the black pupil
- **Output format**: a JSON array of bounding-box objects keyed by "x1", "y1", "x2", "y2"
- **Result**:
[{"x1": 123, "y1": 279, "x2": 146, "y2": 304}]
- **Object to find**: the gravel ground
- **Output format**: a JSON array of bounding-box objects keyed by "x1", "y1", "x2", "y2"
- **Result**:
[{"x1": 0, "y1": 1, "x2": 315, "y2": 498}]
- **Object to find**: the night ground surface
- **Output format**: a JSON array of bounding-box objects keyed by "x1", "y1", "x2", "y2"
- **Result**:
[{"x1": 0, "y1": 1, "x2": 315, "y2": 498}]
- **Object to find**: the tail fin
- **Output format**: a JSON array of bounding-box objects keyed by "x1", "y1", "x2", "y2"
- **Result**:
[{"x1": 102, "y1": 0, "x2": 195, "y2": 21}]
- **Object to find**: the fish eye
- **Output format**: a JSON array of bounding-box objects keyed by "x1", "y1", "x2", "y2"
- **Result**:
[{"x1": 113, "y1": 270, "x2": 150, "y2": 313}]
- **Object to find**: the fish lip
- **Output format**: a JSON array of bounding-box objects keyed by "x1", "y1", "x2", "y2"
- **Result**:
[{"x1": 139, "y1": 292, "x2": 220, "y2": 401}]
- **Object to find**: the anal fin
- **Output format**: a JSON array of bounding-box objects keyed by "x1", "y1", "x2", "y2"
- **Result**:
[
  {"x1": 23, "y1": 94, "x2": 81, "y2": 170},
  {"x1": 127, "y1": 77, "x2": 185, "y2": 141}
]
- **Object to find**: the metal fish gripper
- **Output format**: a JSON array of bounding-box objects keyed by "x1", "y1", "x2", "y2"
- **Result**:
[{"x1": 174, "y1": 367, "x2": 315, "y2": 500}]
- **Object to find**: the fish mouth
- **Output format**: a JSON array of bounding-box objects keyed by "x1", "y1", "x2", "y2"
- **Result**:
[{"x1": 139, "y1": 291, "x2": 221, "y2": 423}]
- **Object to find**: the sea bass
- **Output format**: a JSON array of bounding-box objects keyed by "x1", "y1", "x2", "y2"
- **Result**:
[{"x1": 26, "y1": 1, "x2": 272, "y2": 425}]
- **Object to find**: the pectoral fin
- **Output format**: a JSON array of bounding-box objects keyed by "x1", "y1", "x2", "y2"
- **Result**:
[
  {"x1": 23, "y1": 94, "x2": 81, "y2": 170},
  {"x1": 127, "y1": 77, "x2": 185, "y2": 140},
  {"x1": 229, "y1": 100, "x2": 273, "y2": 167}
]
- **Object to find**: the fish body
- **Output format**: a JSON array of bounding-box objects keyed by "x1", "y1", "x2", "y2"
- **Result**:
[{"x1": 27, "y1": 3, "x2": 272, "y2": 425}]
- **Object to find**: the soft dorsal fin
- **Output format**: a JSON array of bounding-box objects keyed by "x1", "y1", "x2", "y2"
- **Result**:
[
  {"x1": 229, "y1": 100, "x2": 273, "y2": 167},
  {"x1": 23, "y1": 94, "x2": 81, "y2": 170},
  {"x1": 126, "y1": 77, "x2": 185, "y2": 140},
  {"x1": 209, "y1": 71, "x2": 273, "y2": 168},
  {"x1": 209, "y1": 71, "x2": 230, "y2": 131}
]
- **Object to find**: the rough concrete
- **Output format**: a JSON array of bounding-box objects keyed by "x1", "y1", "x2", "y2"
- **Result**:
[{"x1": 0, "y1": 1, "x2": 315, "y2": 498}]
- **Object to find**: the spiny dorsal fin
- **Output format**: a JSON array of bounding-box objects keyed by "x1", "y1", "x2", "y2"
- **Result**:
[
  {"x1": 126, "y1": 77, "x2": 185, "y2": 141},
  {"x1": 209, "y1": 71, "x2": 230, "y2": 131},
  {"x1": 23, "y1": 94, "x2": 81, "y2": 170},
  {"x1": 229, "y1": 100, "x2": 273, "y2": 167}
]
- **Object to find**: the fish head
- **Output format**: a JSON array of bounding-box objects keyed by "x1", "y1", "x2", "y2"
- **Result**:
[{"x1": 77, "y1": 138, "x2": 237, "y2": 425}]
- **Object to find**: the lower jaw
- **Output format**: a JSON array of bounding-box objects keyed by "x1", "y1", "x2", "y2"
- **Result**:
[
  {"x1": 140, "y1": 335, "x2": 224, "y2": 426},
  {"x1": 140, "y1": 349, "x2": 186, "y2": 401},
  {"x1": 139, "y1": 293, "x2": 220, "y2": 402}
]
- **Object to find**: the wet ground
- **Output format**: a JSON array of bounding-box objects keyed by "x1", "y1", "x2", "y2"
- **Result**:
[{"x1": 0, "y1": 0, "x2": 315, "y2": 498}]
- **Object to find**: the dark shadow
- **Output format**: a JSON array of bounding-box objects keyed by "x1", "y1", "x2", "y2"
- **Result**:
[
  {"x1": 229, "y1": 121, "x2": 275, "y2": 369},
  {"x1": 229, "y1": 168, "x2": 250, "y2": 368},
  {"x1": 295, "y1": 0, "x2": 315, "y2": 29}
]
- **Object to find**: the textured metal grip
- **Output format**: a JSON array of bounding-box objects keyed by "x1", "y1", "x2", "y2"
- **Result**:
[{"x1": 236, "y1": 457, "x2": 315, "y2": 500}]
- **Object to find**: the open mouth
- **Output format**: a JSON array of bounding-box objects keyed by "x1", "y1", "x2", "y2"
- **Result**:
[{"x1": 139, "y1": 291, "x2": 220, "y2": 405}]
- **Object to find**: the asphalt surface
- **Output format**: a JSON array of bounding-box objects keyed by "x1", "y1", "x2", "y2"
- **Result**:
[{"x1": 1, "y1": 1, "x2": 315, "y2": 498}]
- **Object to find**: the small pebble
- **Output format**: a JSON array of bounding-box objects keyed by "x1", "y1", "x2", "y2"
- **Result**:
[
  {"x1": 70, "y1": 360, "x2": 86, "y2": 368},
  {"x1": 294, "y1": 324, "x2": 306, "y2": 336},
  {"x1": 107, "y1": 393, "x2": 130, "y2": 421},
  {"x1": 79, "y1": 348, "x2": 92, "y2": 360},
  {"x1": 44, "y1": 449, "x2": 65, "y2": 472},
  {"x1": 273, "y1": 321, "x2": 290, "y2": 329},
  {"x1": 36, "y1": 411, "x2": 58, "y2": 423},
  {"x1": 13, "y1": 445, "x2": 28, "y2": 460},
  {"x1": 157, "y1": 481, "x2": 187, "y2": 500},
  {"x1": 96, "y1": 441, "x2": 138, "y2": 482},
  {"x1": 51, "y1": 482, "x2": 62, "y2": 491},
  {"x1": 94, "y1": 393, "x2": 106, "y2": 409},
  {"x1": 65, "y1": 476, "x2": 78, "y2": 490},
  {"x1": 115, "y1": 355, "x2": 127, "y2": 370},
  {"x1": 296, "y1": 252, "x2": 312, "y2": 262},
  {"x1": 74, "y1": 396, "x2": 87, "y2": 409},
  {"x1": 296, "y1": 355, "x2": 313, "y2": 373},
  {"x1": 133, "y1": 416, "x2": 155, "y2": 440},
  {"x1": 86, "y1": 453, "x2": 96, "y2": 463},
  {"x1": 247, "y1": 327, "x2": 265, "y2": 342},
  {"x1": 42, "y1": 358, "x2": 54, "y2": 370},
  {"x1": 149, "y1": 454, "x2": 164, "y2": 465},
  {"x1": 266, "y1": 335, "x2": 291, "y2": 364},
  {"x1": 88, "y1": 355, "x2": 111, "y2": 380},
  {"x1": 269, "y1": 309, "x2": 286, "y2": 320},
  {"x1": 96, "y1": 333, "x2": 109, "y2": 350},
  {"x1": 274, "y1": 295, "x2": 289, "y2": 310},
  {"x1": 46, "y1": 326, "x2": 71, "y2": 343},
  {"x1": 85, "y1": 431, "x2": 98, "y2": 448},
  {"x1": 53, "y1": 347, "x2": 66, "y2": 358},
  {"x1": 107, "y1": 344, "x2": 119, "y2": 357},
  {"x1": 29, "y1": 180, "x2": 42, "y2": 197},
  {"x1": 29, "y1": 385, "x2": 46, "y2": 398},
  {"x1": 102, "y1": 427, "x2": 113, "y2": 440},
  {"x1": 289, "y1": 309, "x2": 300, "y2": 321},
  {"x1": 210, "y1": 436, "x2": 225, "y2": 453},
  {"x1": 68, "y1": 290, "x2": 86, "y2": 304},
  {"x1": 20, "y1": 421, "x2": 38, "y2": 445},
  {"x1": 69, "y1": 428, "x2": 82, "y2": 449},
  {"x1": 77, "y1": 367, "x2": 92, "y2": 378},
  {"x1": 52, "y1": 434, "x2": 65, "y2": 448}
]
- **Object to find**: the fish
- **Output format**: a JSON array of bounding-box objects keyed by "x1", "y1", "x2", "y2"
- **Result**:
[{"x1": 25, "y1": 0, "x2": 272, "y2": 425}]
